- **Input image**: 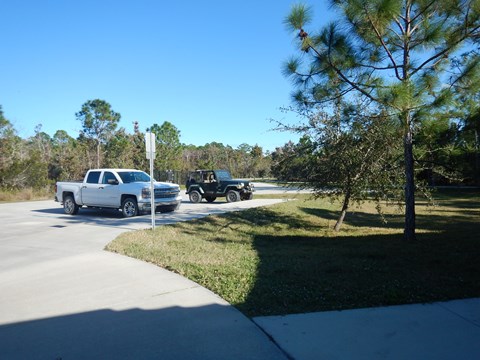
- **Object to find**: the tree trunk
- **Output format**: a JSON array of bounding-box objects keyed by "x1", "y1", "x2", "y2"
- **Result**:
[
  {"x1": 334, "y1": 190, "x2": 350, "y2": 232},
  {"x1": 475, "y1": 129, "x2": 479, "y2": 186},
  {"x1": 96, "y1": 141, "x2": 101, "y2": 168},
  {"x1": 401, "y1": 6, "x2": 416, "y2": 241},
  {"x1": 404, "y1": 126, "x2": 416, "y2": 241}
]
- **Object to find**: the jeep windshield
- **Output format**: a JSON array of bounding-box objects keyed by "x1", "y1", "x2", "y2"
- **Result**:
[
  {"x1": 118, "y1": 171, "x2": 151, "y2": 183},
  {"x1": 215, "y1": 170, "x2": 232, "y2": 181}
]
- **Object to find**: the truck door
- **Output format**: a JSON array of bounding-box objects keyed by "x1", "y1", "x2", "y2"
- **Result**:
[
  {"x1": 100, "y1": 171, "x2": 120, "y2": 206},
  {"x1": 81, "y1": 171, "x2": 104, "y2": 206}
]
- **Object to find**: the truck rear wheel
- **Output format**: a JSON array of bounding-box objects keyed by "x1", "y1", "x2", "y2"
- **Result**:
[
  {"x1": 226, "y1": 190, "x2": 240, "y2": 203},
  {"x1": 121, "y1": 197, "x2": 138, "y2": 217},
  {"x1": 64, "y1": 195, "x2": 79, "y2": 215}
]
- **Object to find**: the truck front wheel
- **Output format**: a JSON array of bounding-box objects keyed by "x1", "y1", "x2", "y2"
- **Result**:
[
  {"x1": 64, "y1": 195, "x2": 79, "y2": 215},
  {"x1": 122, "y1": 197, "x2": 138, "y2": 217}
]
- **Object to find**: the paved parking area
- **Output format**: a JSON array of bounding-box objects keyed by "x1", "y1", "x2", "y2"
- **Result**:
[{"x1": 0, "y1": 193, "x2": 284, "y2": 271}]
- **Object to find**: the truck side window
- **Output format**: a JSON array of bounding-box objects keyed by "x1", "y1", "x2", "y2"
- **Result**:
[
  {"x1": 86, "y1": 171, "x2": 101, "y2": 184},
  {"x1": 102, "y1": 172, "x2": 116, "y2": 184}
]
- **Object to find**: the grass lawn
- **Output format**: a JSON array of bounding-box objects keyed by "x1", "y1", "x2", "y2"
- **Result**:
[{"x1": 106, "y1": 189, "x2": 480, "y2": 317}]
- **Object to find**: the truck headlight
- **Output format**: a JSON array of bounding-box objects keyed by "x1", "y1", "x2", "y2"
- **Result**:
[{"x1": 142, "y1": 188, "x2": 151, "y2": 198}]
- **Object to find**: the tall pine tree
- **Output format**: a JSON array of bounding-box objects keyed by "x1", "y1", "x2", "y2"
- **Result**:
[{"x1": 284, "y1": 0, "x2": 480, "y2": 240}]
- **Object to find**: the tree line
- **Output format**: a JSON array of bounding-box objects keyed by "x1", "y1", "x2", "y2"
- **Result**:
[
  {"x1": 0, "y1": 90, "x2": 477, "y2": 194},
  {"x1": 0, "y1": 101, "x2": 272, "y2": 190}
]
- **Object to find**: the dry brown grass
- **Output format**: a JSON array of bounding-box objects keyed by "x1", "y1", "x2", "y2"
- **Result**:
[{"x1": 0, "y1": 187, "x2": 52, "y2": 202}]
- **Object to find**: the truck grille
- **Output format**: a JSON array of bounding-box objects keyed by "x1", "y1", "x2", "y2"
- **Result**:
[{"x1": 154, "y1": 188, "x2": 180, "y2": 199}]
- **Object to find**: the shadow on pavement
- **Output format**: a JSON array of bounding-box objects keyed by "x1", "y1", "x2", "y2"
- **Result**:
[
  {"x1": 30, "y1": 200, "x2": 278, "y2": 230},
  {"x1": 0, "y1": 304, "x2": 284, "y2": 360}
]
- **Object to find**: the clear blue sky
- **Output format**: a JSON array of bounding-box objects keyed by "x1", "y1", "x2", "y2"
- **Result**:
[{"x1": 1, "y1": 0, "x2": 331, "y2": 152}]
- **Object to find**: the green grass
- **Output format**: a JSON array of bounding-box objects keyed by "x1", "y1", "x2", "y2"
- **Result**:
[{"x1": 106, "y1": 190, "x2": 480, "y2": 317}]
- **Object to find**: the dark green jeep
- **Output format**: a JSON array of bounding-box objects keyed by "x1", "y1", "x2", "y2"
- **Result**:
[{"x1": 186, "y1": 170, "x2": 254, "y2": 203}]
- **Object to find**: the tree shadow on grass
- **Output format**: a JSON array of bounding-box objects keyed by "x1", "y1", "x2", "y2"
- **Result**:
[
  {"x1": 299, "y1": 207, "x2": 405, "y2": 230},
  {"x1": 174, "y1": 206, "x2": 320, "y2": 243},
  {"x1": 431, "y1": 200, "x2": 480, "y2": 209},
  {"x1": 299, "y1": 204, "x2": 480, "y2": 233},
  {"x1": 225, "y1": 207, "x2": 316, "y2": 230},
  {"x1": 238, "y1": 196, "x2": 480, "y2": 317},
  {"x1": 239, "y1": 227, "x2": 480, "y2": 317}
]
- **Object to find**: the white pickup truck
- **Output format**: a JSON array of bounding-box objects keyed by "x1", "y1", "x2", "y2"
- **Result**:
[{"x1": 55, "y1": 169, "x2": 182, "y2": 217}]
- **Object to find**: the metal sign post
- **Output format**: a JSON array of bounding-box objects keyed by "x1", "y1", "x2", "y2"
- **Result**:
[{"x1": 145, "y1": 132, "x2": 156, "y2": 230}]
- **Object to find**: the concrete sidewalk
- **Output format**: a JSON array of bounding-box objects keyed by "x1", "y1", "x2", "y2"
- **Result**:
[{"x1": 255, "y1": 298, "x2": 480, "y2": 360}]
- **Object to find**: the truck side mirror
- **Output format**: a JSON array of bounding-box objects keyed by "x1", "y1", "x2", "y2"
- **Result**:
[{"x1": 108, "y1": 179, "x2": 119, "y2": 185}]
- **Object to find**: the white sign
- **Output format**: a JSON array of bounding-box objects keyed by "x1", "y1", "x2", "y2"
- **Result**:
[
  {"x1": 145, "y1": 131, "x2": 156, "y2": 229},
  {"x1": 145, "y1": 132, "x2": 156, "y2": 159}
]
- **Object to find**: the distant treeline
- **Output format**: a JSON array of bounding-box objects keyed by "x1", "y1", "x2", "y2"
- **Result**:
[
  {"x1": 1, "y1": 100, "x2": 478, "y2": 191},
  {"x1": 0, "y1": 108, "x2": 272, "y2": 189}
]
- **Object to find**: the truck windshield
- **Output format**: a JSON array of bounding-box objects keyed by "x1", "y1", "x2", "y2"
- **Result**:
[{"x1": 117, "y1": 171, "x2": 151, "y2": 183}]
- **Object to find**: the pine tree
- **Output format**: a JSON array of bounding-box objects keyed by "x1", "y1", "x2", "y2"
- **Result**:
[{"x1": 284, "y1": 0, "x2": 480, "y2": 240}]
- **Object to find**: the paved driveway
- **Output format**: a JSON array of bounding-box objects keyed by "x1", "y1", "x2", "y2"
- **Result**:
[
  {"x1": 0, "y1": 187, "x2": 290, "y2": 360},
  {"x1": 0, "y1": 193, "x2": 284, "y2": 271}
]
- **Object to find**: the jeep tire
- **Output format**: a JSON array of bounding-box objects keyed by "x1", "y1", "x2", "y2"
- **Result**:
[
  {"x1": 242, "y1": 193, "x2": 253, "y2": 201},
  {"x1": 226, "y1": 190, "x2": 240, "y2": 203},
  {"x1": 189, "y1": 190, "x2": 202, "y2": 203}
]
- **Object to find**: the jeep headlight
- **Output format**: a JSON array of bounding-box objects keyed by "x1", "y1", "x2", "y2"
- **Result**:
[
  {"x1": 142, "y1": 188, "x2": 151, "y2": 198},
  {"x1": 236, "y1": 183, "x2": 244, "y2": 189}
]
